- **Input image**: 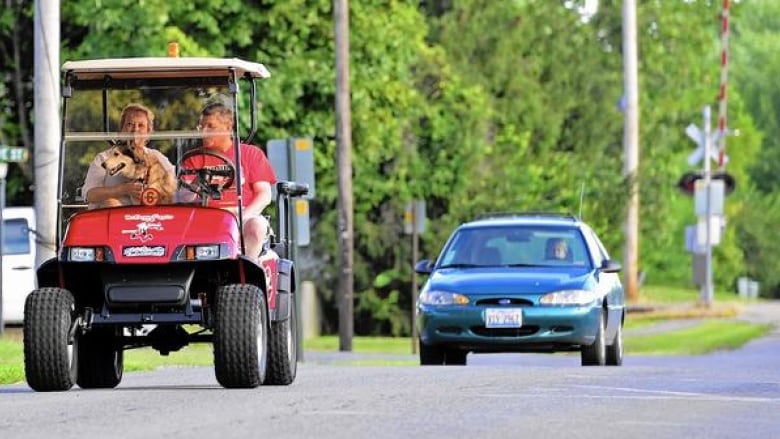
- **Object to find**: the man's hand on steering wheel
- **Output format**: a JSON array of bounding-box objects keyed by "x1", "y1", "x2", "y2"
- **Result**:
[{"x1": 177, "y1": 148, "x2": 236, "y2": 204}]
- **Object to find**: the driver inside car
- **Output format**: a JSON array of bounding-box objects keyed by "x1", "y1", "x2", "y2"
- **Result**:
[{"x1": 180, "y1": 101, "x2": 277, "y2": 260}]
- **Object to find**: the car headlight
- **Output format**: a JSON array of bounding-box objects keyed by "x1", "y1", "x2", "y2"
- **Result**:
[
  {"x1": 539, "y1": 290, "x2": 600, "y2": 306},
  {"x1": 418, "y1": 290, "x2": 470, "y2": 306}
]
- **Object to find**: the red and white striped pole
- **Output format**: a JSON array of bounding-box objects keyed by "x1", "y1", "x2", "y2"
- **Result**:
[{"x1": 717, "y1": 0, "x2": 730, "y2": 169}]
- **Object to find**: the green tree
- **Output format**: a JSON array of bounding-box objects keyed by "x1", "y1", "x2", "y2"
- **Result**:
[
  {"x1": 730, "y1": 0, "x2": 780, "y2": 194},
  {"x1": 728, "y1": 0, "x2": 780, "y2": 295},
  {"x1": 0, "y1": 0, "x2": 770, "y2": 337},
  {"x1": 421, "y1": 0, "x2": 756, "y2": 291},
  {"x1": 0, "y1": 1, "x2": 34, "y2": 204}
]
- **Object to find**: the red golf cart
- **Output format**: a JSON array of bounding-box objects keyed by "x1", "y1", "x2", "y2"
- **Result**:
[{"x1": 23, "y1": 57, "x2": 308, "y2": 390}]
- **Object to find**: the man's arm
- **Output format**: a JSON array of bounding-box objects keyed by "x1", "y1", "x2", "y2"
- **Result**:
[
  {"x1": 240, "y1": 144, "x2": 276, "y2": 216},
  {"x1": 243, "y1": 180, "x2": 273, "y2": 216}
]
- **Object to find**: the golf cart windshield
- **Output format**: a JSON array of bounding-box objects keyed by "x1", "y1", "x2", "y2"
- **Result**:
[{"x1": 59, "y1": 58, "x2": 269, "y2": 225}]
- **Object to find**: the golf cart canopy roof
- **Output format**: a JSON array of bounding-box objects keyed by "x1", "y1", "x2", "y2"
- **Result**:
[{"x1": 61, "y1": 57, "x2": 271, "y2": 81}]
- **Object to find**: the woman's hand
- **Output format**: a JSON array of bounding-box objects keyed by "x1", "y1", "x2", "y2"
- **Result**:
[{"x1": 120, "y1": 181, "x2": 144, "y2": 200}]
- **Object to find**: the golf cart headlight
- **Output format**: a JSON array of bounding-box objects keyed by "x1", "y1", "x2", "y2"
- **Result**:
[
  {"x1": 419, "y1": 290, "x2": 470, "y2": 306},
  {"x1": 192, "y1": 245, "x2": 220, "y2": 260},
  {"x1": 539, "y1": 290, "x2": 600, "y2": 306},
  {"x1": 69, "y1": 247, "x2": 96, "y2": 262}
]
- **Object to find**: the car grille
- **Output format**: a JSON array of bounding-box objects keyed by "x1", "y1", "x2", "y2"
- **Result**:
[
  {"x1": 475, "y1": 298, "x2": 534, "y2": 306},
  {"x1": 471, "y1": 326, "x2": 539, "y2": 337}
]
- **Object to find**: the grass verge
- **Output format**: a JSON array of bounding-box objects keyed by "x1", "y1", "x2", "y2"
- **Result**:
[
  {"x1": 624, "y1": 320, "x2": 772, "y2": 355},
  {"x1": 303, "y1": 335, "x2": 415, "y2": 355}
]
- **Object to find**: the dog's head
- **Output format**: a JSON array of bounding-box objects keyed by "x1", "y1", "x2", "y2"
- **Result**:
[{"x1": 101, "y1": 143, "x2": 145, "y2": 180}]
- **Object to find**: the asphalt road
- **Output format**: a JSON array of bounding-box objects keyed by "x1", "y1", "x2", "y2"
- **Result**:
[{"x1": 1, "y1": 302, "x2": 778, "y2": 438}]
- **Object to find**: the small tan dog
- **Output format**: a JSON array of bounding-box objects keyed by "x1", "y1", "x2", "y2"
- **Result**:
[{"x1": 101, "y1": 143, "x2": 176, "y2": 206}]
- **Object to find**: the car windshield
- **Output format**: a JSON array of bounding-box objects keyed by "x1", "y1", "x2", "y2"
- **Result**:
[{"x1": 436, "y1": 224, "x2": 593, "y2": 269}]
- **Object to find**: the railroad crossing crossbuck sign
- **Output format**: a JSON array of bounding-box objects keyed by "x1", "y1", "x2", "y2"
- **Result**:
[
  {"x1": 680, "y1": 123, "x2": 736, "y2": 196},
  {"x1": 685, "y1": 124, "x2": 729, "y2": 166}
]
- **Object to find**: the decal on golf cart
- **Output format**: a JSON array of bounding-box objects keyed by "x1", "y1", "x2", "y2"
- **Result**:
[
  {"x1": 140, "y1": 187, "x2": 161, "y2": 206},
  {"x1": 120, "y1": 213, "x2": 173, "y2": 242},
  {"x1": 123, "y1": 213, "x2": 174, "y2": 222},
  {"x1": 121, "y1": 221, "x2": 163, "y2": 242},
  {"x1": 123, "y1": 245, "x2": 166, "y2": 257}
]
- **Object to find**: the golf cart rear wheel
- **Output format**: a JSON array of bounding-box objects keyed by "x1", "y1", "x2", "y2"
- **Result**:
[
  {"x1": 77, "y1": 327, "x2": 124, "y2": 389},
  {"x1": 265, "y1": 296, "x2": 298, "y2": 385},
  {"x1": 213, "y1": 284, "x2": 268, "y2": 388},
  {"x1": 23, "y1": 288, "x2": 78, "y2": 391}
]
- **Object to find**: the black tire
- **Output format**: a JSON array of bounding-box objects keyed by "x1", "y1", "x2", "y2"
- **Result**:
[
  {"x1": 419, "y1": 341, "x2": 445, "y2": 365},
  {"x1": 581, "y1": 310, "x2": 606, "y2": 366},
  {"x1": 77, "y1": 327, "x2": 124, "y2": 388},
  {"x1": 213, "y1": 284, "x2": 268, "y2": 388},
  {"x1": 265, "y1": 295, "x2": 298, "y2": 385},
  {"x1": 606, "y1": 317, "x2": 624, "y2": 366},
  {"x1": 23, "y1": 288, "x2": 78, "y2": 391},
  {"x1": 444, "y1": 349, "x2": 468, "y2": 366}
]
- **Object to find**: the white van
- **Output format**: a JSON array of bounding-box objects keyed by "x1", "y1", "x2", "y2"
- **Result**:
[{"x1": 2, "y1": 206, "x2": 36, "y2": 325}]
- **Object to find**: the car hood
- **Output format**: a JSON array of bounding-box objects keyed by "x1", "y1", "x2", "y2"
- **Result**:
[{"x1": 426, "y1": 267, "x2": 594, "y2": 295}]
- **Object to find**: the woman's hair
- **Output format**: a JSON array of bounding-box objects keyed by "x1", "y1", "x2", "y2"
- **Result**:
[{"x1": 119, "y1": 103, "x2": 155, "y2": 131}]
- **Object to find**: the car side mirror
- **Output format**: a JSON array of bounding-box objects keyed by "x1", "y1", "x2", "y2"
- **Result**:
[
  {"x1": 414, "y1": 259, "x2": 433, "y2": 274},
  {"x1": 600, "y1": 259, "x2": 622, "y2": 273}
]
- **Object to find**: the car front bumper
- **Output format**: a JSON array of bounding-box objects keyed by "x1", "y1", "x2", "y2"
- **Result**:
[{"x1": 417, "y1": 303, "x2": 601, "y2": 352}]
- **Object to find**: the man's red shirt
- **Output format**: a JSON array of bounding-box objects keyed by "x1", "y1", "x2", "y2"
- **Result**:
[{"x1": 182, "y1": 143, "x2": 277, "y2": 209}]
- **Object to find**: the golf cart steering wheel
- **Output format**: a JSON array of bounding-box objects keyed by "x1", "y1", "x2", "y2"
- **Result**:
[{"x1": 177, "y1": 148, "x2": 236, "y2": 202}]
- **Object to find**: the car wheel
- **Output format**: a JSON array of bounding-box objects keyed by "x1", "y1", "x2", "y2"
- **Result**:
[
  {"x1": 265, "y1": 295, "x2": 298, "y2": 385},
  {"x1": 23, "y1": 288, "x2": 78, "y2": 391},
  {"x1": 214, "y1": 284, "x2": 268, "y2": 388},
  {"x1": 444, "y1": 349, "x2": 467, "y2": 366},
  {"x1": 581, "y1": 310, "x2": 606, "y2": 366},
  {"x1": 419, "y1": 341, "x2": 445, "y2": 365},
  {"x1": 76, "y1": 327, "x2": 124, "y2": 388},
  {"x1": 606, "y1": 317, "x2": 624, "y2": 366}
]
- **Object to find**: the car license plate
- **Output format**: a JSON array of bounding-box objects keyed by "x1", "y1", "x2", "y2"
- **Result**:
[{"x1": 484, "y1": 308, "x2": 523, "y2": 328}]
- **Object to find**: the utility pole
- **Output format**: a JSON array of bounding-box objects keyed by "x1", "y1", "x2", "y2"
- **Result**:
[
  {"x1": 0, "y1": 163, "x2": 5, "y2": 334},
  {"x1": 334, "y1": 0, "x2": 354, "y2": 351},
  {"x1": 411, "y1": 215, "x2": 419, "y2": 354},
  {"x1": 701, "y1": 106, "x2": 715, "y2": 307},
  {"x1": 34, "y1": 0, "x2": 60, "y2": 266},
  {"x1": 622, "y1": 0, "x2": 640, "y2": 302},
  {"x1": 406, "y1": 201, "x2": 424, "y2": 354}
]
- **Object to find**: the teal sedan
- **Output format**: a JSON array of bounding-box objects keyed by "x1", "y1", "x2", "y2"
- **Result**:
[{"x1": 415, "y1": 213, "x2": 625, "y2": 366}]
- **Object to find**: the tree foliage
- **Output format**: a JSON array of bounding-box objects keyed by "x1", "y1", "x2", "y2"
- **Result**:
[
  {"x1": 0, "y1": 0, "x2": 775, "y2": 337},
  {"x1": 0, "y1": 1, "x2": 34, "y2": 203}
]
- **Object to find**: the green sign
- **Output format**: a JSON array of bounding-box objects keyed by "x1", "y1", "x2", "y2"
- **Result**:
[{"x1": 0, "y1": 146, "x2": 29, "y2": 163}]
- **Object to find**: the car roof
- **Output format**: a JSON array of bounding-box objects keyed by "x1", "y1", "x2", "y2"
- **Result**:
[
  {"x1": 461, "y1": 212, "x2": 586, "y2": 229},
  {"x1": 61, "y1": 57, "x2": 271, "y2": 80}
]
